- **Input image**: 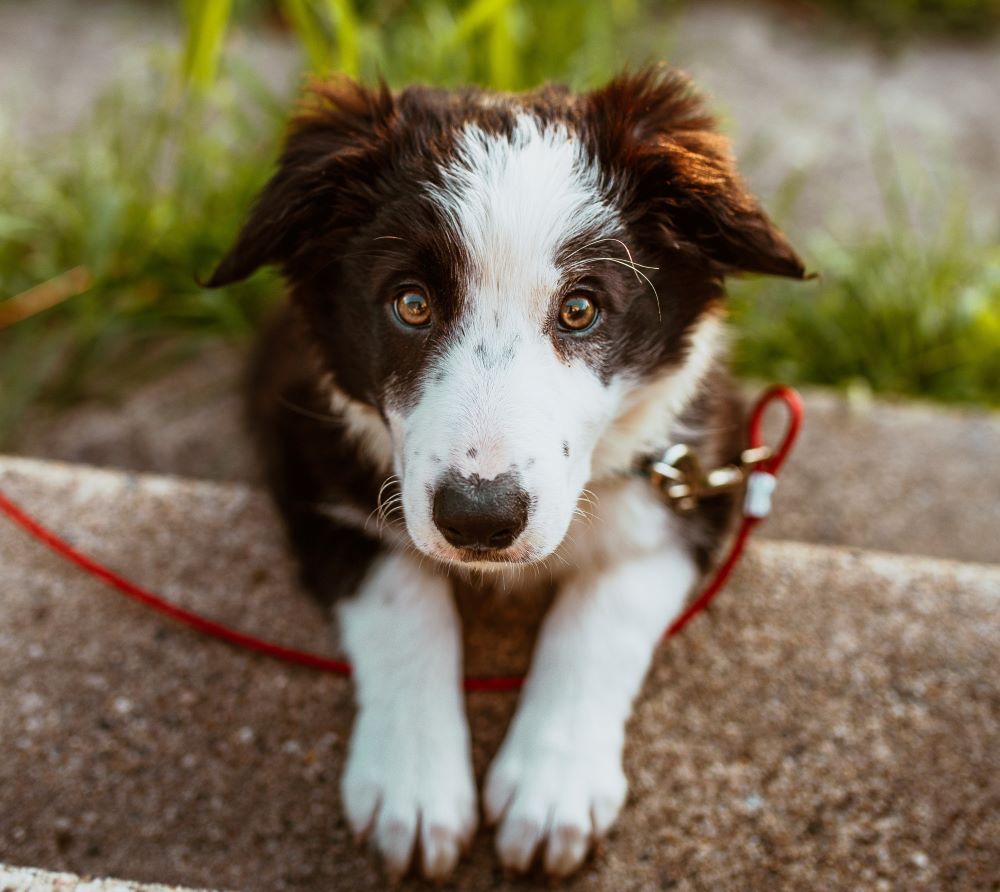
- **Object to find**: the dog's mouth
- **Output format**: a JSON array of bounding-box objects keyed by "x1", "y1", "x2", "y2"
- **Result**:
[{"x1": 425, "y1": 539, "x2": 543, "y2": 568}]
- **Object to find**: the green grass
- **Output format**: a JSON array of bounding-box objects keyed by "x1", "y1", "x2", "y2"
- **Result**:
[
  {"x1": 187, "y1": 0, "x2": 648, "y2": 91},
  {"x1": 0, "y1": 60, "x2": 285, "y2": 441},
  {"x1": 730, "y1": 211, "x2": 1000, "y2": 407}
]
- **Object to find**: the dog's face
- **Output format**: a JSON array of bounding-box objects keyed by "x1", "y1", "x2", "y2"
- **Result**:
[{"x1": 209, "y1": 69, "x2": 805, "y2": 568}]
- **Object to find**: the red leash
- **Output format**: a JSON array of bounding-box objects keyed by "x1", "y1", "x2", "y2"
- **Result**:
[{"x1": 0, "y1": 387, "x2": 802, "y2": 693}]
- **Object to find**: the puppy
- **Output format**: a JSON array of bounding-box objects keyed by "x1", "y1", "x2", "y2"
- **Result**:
[{"x1": 207, "y1": 65, "x2": 806, "y2": 880}]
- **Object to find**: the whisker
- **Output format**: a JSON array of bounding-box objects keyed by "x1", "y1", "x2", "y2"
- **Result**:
[
  {"x1": 568, "y1": 256, "x2": 662, "y2": 321},
  {"x1": 279, "y1": 396, "x2": 341, "y2": 424},
  {"x1": 562, "y1": 236, "x2": 652, "y2": 265},
  {"x1": 566, "y1": 253, "x2": 659, "y2": 273},
  {"x1": 377, "y1": 475, "x2": 400, "y2": 499},
  {"x1": 549, "y1": 545, "x2": 574, "y2": 571},
  {"x1": 371, "y1": 475, "x2": 401, "y2": 530},
  {"x1": 377, "y1": 501, "x2": 403, "y2": 528},
  {"x1": 562, "y1": 236, "x2": 612, "y2": 262},
  {"x1": 565, "y1": 255, "x2": 659, "y2": 276}
]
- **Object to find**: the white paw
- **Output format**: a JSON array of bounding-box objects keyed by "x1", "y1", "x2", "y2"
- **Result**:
[
  {"x1": 484, "y1": 719, "x2": 627, "y2": 876},
  {"x1": 341, "y1": 707, "x2": 477, "y2": 881}
]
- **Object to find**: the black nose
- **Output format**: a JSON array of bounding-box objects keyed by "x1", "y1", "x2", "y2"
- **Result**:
[{"x1": 432, "y1": 472, "x2": 530, "y2": 552}]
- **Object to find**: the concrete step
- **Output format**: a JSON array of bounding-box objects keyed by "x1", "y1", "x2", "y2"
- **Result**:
[
  {"x1": 0, "y1": 863, "x2": 214, "y2": 892},
  {"x1": 1, "y1": 455, "x2": 998, "y2": 891},
  {"x1": 760, "y1": 387, "x2": 1000, "y2": 564}
]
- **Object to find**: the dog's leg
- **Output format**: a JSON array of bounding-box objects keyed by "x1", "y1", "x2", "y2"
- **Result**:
[
  {"x1": 485, "y1": 543, "x2": 697, "y2": 876},
  {"x1": 337, "y1": 551, "x2": 476, "y2": 881}
]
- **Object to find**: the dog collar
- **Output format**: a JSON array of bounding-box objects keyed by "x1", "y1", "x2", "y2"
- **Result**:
[{"x1": 640, "y1": 442, "x2": 773, "y2": 515}]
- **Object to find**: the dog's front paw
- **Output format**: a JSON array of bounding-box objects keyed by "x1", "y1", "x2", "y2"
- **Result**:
[
  {"x1": 342, "y1": 707, "x2": 477, "y2": 881},
  {"x1": 484, "y1": 717, "x2": 627, "y2": 876}
]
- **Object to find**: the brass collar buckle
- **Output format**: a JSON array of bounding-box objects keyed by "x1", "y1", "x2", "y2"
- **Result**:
[{"x1": 645, "y1": 444, "x2": 773, "y2": 514}]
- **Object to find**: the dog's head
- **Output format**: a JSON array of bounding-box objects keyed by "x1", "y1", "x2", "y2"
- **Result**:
[{"x1": 209, "y1": 67, "x2": 806, "y2": 568}]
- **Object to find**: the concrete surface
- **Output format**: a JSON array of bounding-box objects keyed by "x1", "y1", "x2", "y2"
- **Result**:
[
  {"x1": 1, "y1": 455, "x2": 998, "y2": 891},
  {"x1": 11, "y1": 347, "x2": 257, "y2": 485},
  {"x1": 761, "y1": 388, "x2": 1000, "y2": 565},
  {"x1": 0, "y1": 863, "x2": 213, "y2": 892},
  {"x1": 12, "y1": 347, "x2": 1000, "y2": 565}
]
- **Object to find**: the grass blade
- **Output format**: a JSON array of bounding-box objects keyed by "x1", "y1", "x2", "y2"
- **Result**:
[{"x1": 180, "y1": 0, "x2": 234, "y2": 88}]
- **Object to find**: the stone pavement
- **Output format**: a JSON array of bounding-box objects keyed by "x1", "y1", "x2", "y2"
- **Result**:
[{"x1": 1, "y1": 455, "x2": 998, "y2": 891}]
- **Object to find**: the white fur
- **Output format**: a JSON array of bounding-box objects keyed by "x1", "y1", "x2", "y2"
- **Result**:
[
  {"x1": 326, "y1": 117, "x2": 724, "y2": 571},
  {"x1": 429, "y1": 115, "x2": 617, "y2": 305},
  {"x1": 387, "y1": 115, "x2": 627, "y2": 565},
  {"x1": 591, "y1": 312, "x2": 727, "y2": 478},
  {"x1": 485, "y1": 495, "x2": 697, "y2": 874},
  {"x1": 337, "y1": 552, "x2": 476, "y2": 880},
  {"x1": 327, "y1": 384, "x2": 394, "y2": 473},
  {"x1": 388, "y1": 330, "x2": 627, "y2": 565}
]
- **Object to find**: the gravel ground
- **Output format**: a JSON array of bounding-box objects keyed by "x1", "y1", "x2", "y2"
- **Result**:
[
  {"x1": 0, "y1": 0, "x2": 296, "y2": 143},
  {"x1": 665, "y1": 2, "x2": 1000, "y2": 234},
  {"x1": 1, "y1": 456, "x2": 998, "y2": 891}
]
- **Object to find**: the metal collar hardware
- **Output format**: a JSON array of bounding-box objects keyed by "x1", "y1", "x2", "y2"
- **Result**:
[{"x1": 645, "y1": 444, "x2": 773, "y2": 514}]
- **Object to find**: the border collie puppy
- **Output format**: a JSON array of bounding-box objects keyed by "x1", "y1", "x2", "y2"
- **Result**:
[{"x1": 207, "y1": 65, "x2": 806, "y2": 880}]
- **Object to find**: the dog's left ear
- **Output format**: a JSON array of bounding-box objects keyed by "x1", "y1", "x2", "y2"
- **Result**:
[
  {"x1": 205, "y1": 77, "x2": 395, "y2": 288},
  {"x1": 588, "y1": 66, "x2": 809, "y2": 280}
]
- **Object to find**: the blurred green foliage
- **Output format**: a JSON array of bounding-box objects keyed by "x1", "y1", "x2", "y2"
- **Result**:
[
  {"x1": 731, "y1": 220, "x2": 1000, "y2": 406},
  {"x1": 803, "y1": 0, "x2": 1000, "y2": 39},
  {"x1": 0, "y1": 61, "x2": 285, "y2": 439},
  {"x1": 730, "y1": 138, "x2": 1000, "y2": 407},
  {"x1": 200, "y1": 0, "x2": 644, "y2": 89}
]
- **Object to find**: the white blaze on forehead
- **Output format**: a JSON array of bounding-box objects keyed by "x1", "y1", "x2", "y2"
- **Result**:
[
  {"x1": 383, "y1": 115, "x2": 625, "y2": 562},
  {"x1": 428, "y1": 114, "x2": 617, "y2": 318}
]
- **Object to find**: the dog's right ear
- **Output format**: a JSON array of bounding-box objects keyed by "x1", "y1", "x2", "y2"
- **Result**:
[
  {"x1": 204, "y1": 78, "x2": 395, "y2": 288},
  {"x1": 587, "y1": 66, "x2": 809, "y2": 281}
]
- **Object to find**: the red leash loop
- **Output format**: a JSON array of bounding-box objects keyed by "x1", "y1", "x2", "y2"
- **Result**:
[
  {"x1": 662, "y1": 385, "x2": 803, "y2": 643},
  {"x1": 0, "y1": 387, "x2": 803, "y2": 693},
  {"x1": 749, "y1": 385, "x2": 803, "y2": 475}
]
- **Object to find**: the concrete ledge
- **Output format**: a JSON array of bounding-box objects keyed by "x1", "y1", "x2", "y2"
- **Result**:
[
  {"x1": 0, "y1": 864, "x2": 215, "y2": 892},
  {"x1": 1, "y1": 456, "x2": 998, "y2": 890},
  {"x1": 760, "y1": 388, "x2": 1000, "y2": 564}
]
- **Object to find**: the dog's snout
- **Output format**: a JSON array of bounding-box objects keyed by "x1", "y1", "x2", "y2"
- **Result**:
[{"x1": 432, "y1": 471, "x2": 529, "y2": 552}]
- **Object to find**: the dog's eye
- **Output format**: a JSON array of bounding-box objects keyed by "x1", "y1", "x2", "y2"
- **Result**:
[
  {"x1": 394, "y1": 288, "x2": 432, "y2": 327},
  {"x1": 558, "y1": 293, "x2": 598, "y2": 332}
]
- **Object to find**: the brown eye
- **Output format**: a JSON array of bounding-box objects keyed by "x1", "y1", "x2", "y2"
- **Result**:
[
  {"x1": 394, "y1": 288, "x2": 431, "y2": 327},
  {"x1": 558, "y1": 293, "x2": 598, "y2": 332}
]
